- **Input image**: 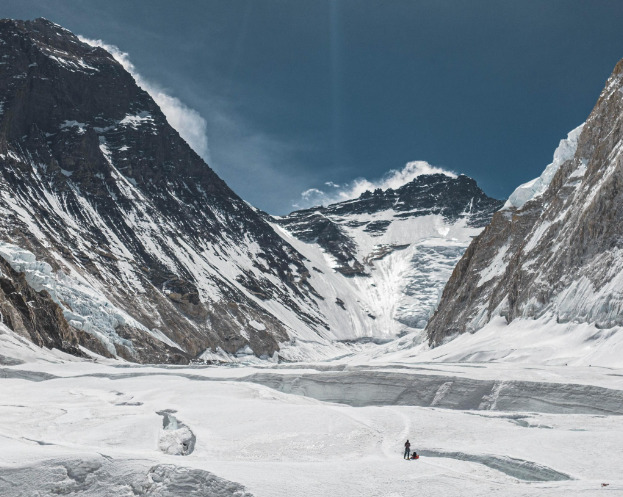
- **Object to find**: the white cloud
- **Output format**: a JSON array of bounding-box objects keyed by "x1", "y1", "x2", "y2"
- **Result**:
[
  {"x1": 302, "y1": 188, "x2": 324, "y2": 200},
  {"x1": 78, "y1": 36, "x2": 210, "y2": 161},
  {"x1": 295, "y1": 161, "x2": 457, "y2": 209}
]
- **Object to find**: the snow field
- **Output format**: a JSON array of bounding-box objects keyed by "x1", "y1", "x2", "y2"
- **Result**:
[
  {"x1": 1, "y1": 336, "x2": 622, "y2": 496},
  {"x1": 379, "y1": 316, "x2": 623, "y2": 369}
]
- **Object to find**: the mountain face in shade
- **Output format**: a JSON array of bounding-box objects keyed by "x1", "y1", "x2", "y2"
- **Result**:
[
  {"x1": 273, "y1": 174, "x2": 503, "y2": 336},
  {"x1": 0, "y1": 18, "x2": 330, "y2": 363},
  {"x1": 0, "y1": 18, "x2": 505, "y2": 363},
  {"x1": 426, "y1": 58, "x2": 623, "y2": 346}
]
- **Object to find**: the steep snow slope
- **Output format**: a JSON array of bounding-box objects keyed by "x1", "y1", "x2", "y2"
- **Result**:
[
  {"x1": 503, "y1": 124, "x2": 584, "y2": 210},
  {"x1": 0, "y1": 18, "x2": 349, "y2": 362},
  {"x1": 273, "y1": 174, "x2": 503, "y2": 344},
  {"x1": 427, "y1": 57, "x2": 623, "y2": 348}
]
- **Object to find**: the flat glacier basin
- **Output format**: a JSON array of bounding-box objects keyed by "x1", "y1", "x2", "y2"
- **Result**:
[{"x1": 1, "y1": 355, "x2": 622, "y2": 496}]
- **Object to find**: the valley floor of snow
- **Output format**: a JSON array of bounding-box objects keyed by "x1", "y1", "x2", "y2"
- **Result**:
[{"x1": 1, "y1": 328, "x2": 622, "y2": 496}]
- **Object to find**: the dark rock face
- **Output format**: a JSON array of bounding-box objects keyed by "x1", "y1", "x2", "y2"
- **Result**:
[
  {"x1": 0, "y1": 18, "x2": 325, "y2": 362},
  {"x1": 276, "y1": 174, "x2": 503, "y2": 276},
  {"x1": 427, "y1": 58, "x2": 623, "y2": 345}
]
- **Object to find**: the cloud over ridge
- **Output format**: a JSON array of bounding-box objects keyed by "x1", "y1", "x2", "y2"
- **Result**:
[
  {"x1": 297, "y1": 161, "x2": 456, "y2": 209},
  {"x1": 79, "y1": 36, "x2": 210, "y2": 161}
]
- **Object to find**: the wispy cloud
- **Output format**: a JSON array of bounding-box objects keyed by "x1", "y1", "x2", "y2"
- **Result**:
[
  {"x1": 78, "y1": 35, "x2": 312, "y2": 214},
  {"x1": 295, "y1": 161, "x2": 457, "y2": 209},
  {"x1": 76, "y1": 37, "x2": 452, "y2": 216},
  {"x1": 78, "y1": 36, "x2": 210, "y2": 161}
]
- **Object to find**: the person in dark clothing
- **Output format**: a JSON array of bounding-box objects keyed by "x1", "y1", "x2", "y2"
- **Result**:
[{"x1": 404, "y1": 440, "x2": 411, "y2": 459}]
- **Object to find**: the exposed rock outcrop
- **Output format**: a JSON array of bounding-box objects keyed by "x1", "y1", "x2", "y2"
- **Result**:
[{"x1": 0, "y1": 255, "x2": 87, "y2": 357}]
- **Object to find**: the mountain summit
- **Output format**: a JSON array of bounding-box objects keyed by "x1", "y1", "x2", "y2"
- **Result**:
[{"x1": 274, "y1": 173, "x2": 503, "y2": 337}]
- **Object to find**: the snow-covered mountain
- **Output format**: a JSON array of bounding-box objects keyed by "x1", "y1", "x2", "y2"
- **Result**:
[
  {"x1": 427, "y1": 57, "x2": 623, "y2": 348},
  {"x1": 0, "y1": 18, "x2": 341, "y2": 363},
  {"x1": 0, "y1": 18, "x2": 504, "y2": 363},
  {"x1": 272, "y1": 173, "x2": 503, "y2": 342}
]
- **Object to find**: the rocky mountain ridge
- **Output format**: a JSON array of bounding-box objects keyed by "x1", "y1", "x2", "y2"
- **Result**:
[
  {"x1": 427, "y1": 57, "x2": 623, "y2": 345},
  {"x1": 276, "y1": 174, "x2": 502, "y2": 276}
]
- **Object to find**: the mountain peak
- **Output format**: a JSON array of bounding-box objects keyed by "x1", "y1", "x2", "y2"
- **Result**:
[
  {"x1": 277, "y1": 173, "x2": 503, "y2": 278},
  {"x1": 272, "y1": 171, "x2": 503, "y2": 336},
  {"x1": 0, "y1": 19, "x2": 330, "y2": 363},
  {"x1": 306, "y1": 172, "x2": 502, "y2": 226}
]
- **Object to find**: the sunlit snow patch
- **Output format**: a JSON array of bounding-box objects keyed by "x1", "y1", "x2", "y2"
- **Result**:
[{"x1": 504, "y1": 123, "x2": 584, "y2": 210}]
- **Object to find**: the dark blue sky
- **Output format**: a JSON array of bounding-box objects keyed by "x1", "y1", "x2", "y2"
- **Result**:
[{"x1": 4, "y1": 1, "x2": 623, "y2": 213}]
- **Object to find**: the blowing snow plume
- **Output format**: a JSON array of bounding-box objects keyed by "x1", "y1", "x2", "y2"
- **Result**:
[
  {"x1": 297, "y1": 161, "x2": 457, "y2": 209},
  {"x1": 79, "y1": 36, "x2": 210, "y2": 161}
]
